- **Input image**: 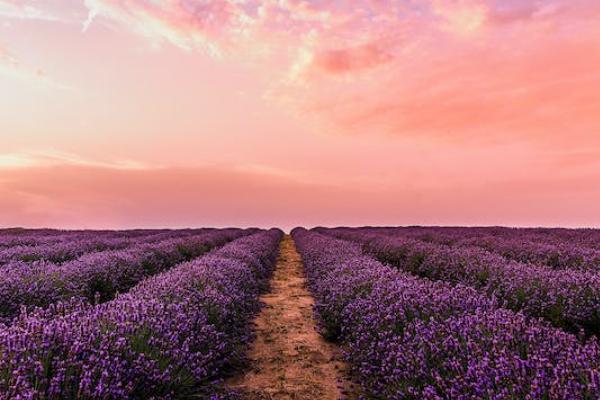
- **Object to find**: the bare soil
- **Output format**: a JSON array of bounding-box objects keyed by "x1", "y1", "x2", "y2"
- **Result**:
[{"x1": 227, "y1": 235, "x2": 352, "y2": 400}]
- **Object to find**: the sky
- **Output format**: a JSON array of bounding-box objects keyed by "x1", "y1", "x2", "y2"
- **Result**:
[{"x1": 1, "y1": 0, "x2": 600, "y2": 230}]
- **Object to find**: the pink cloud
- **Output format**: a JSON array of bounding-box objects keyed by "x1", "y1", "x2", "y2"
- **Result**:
[
  {"x1": 1, "y1": 0, "x2": 598, "y2": 230},
  {"x1": 0, "y1": 0, "x2": 83, "y2": 22},
  {"x1": 429, "y1": 0, "x2": 488, "y2": 35},
  {"x1": 1, "y1": 161, "x2": 599, "y2": 230},
  {"x1": 4, "y1": 0, "x2": 600, "y2": 146},
  {"x1": 277, "y1": 0, "x2": 600, "y2": 144},
  {"x1": 0, "y1": 44, "x2": 74, "y2": 90},
  {"x1": 82, "y1": 0, "x2": 255, "y2": 54},
  {"x1": 312, "y1": 41, "x2": 393, "y2": 74},
  {"x1": 0, "y1": 45, "x2": 15, "y2": 64}
]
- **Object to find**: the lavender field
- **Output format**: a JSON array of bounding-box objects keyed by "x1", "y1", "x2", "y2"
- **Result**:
[
  {"x1": 6, "y1": 0, "x2": 600, "y2": 397},
  {"x1": 0, "y1": 226, "x2": 599, "y2": 399}
]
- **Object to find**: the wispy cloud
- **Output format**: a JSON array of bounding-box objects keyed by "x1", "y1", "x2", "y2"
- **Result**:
[
  {"x1": 273, "y1": 0, "x2": 600, "y2": 144},
  {"x1": 0, "y1": 0, "x2": 82, "y2": 23},
  {"x1": 0, "y1": 149, "x2": 153, "y2": 170},
  {"x1": 82, "y1": 0, "x2": 254, "y2": 55},
  {"x1": 2, "y1": 0, "x2": 600, "y2": 146},
  {"x1": 81, "y1": 5, "x2": 96, "y2": 32},
  {"x1": 76, "y1": 0, "x2": 600, "y2": 143},
  {"x1": 1, "y1": 157, "x2": 599, "y2": 229},
  {"x1": 0, "y1": 45, "x2": 76, "y2": 90},
  {"x1": 430, "y1": 0, "x2": 488, "y2": 35}
]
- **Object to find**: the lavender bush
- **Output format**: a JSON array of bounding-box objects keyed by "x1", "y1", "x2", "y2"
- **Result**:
[
  {"x1": 329, "y1": 226, "x2": 600, "y2": 272},
  {"x1": 403, "y1": 227, "x2": 600, "y2": 272},
  {"x1": 0, "y1": 228, "x2": 250, "y2": 324},
  {"x1": 320, "y1": 228, "x2": 600, "y2": 334},
  {"x1": 0, "y1": 229, "x2": 191, "y2": 266},
  {"x1": 292, "y1": 228, "x2": 600, "y2": 399},
  {"x1": 0, "y1": 229, "x2": 282, "y2": 399}
]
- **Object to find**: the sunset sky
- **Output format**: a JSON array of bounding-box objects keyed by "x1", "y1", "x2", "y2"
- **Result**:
[{"x1": 1, "y1": 0, "x2": 600, "y2": 230}]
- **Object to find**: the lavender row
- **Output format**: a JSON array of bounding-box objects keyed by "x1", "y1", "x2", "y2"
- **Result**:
[
  {"x1": 347, "y1": 226, "x2": 600, "y2": 272},
  {"x1": 0, "y1": 228, "x2": 250, "y2": 325},
  {"x1": 0, "y1": 230, "x2": 84, "y2": 249},
  {"x1": 319, "y1": 228, "x2": 600, "y2": 335},
  {"x1": 0, "y1": 229, "x2": 107, "y2": 248},
  {"x1": 0, "y1": 229, "x2": 170, "y2": 249},
  {"x1": 0, "y1": 229, "x2": 282, "y2": 399},
  {"x1": 293, "y1": 229, "x2": 600, "y2": 399},
  {"x1": 0, "y1": 229, "x2": 197, "y2": 266},
  {"x1": 375, "y1": 226, "x2": 600, "y2": 250},
  {"x1": 412, "y1": 226, "x2": 600, "y2": 251},
  {"x1": 403, "y1": 227, "x2": 600, "y2": 272}
]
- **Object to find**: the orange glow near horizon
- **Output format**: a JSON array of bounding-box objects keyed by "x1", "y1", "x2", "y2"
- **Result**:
[{"x1": 1, "y1": 0, "x2": 600, "y2": 230}]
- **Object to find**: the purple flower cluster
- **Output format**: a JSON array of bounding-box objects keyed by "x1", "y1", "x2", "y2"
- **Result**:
[
  {"x1": 292, "y1": 228, "x2": 600, "y2": 399},
  {"x1": 411, "y1": 226, "x2": 600, "y2": 251},
  {"x1": 0, "y1": 229, "x2": 250, "y2": 324},
  {"x1": 0, "y1": 230, "x2": 83, "y2": 248},
  {"x1": 0, "y1": 229, "x2": 282, "y2": 399},
  {"x1": 342, "y1": 226, "x2": 600, "y2": 272},
  {"x1": 0, "y1": 230, "x2": 192, "y2": 265},
  {"x1": 320, "y1": 228, "x2": 600, "y2": 335}
]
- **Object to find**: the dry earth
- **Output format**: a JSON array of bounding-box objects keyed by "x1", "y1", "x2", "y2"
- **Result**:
[{"x1": 227, "y1": 235, "x2": 354, "y2": 400}]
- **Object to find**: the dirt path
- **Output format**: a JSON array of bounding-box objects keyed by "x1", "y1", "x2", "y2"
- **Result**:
[{"x1": 227, "y1": 234, "x2": 347, "y2": 400}]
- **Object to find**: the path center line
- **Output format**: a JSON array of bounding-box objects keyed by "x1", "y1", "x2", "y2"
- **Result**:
[{"x1": 227, "y1": 234, "x2": 346, "y2": 400}]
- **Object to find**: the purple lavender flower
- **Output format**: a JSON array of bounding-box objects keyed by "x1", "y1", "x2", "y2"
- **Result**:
[
  {"x1": 293, "y1": 228, "x2": 600, "y2": 399},
  {"x1": 0, "y1": 229, "x2": 282, "y2": 399},
  {"x1": 320, "y1": 227, "x2": 600, "y2": 334}
]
